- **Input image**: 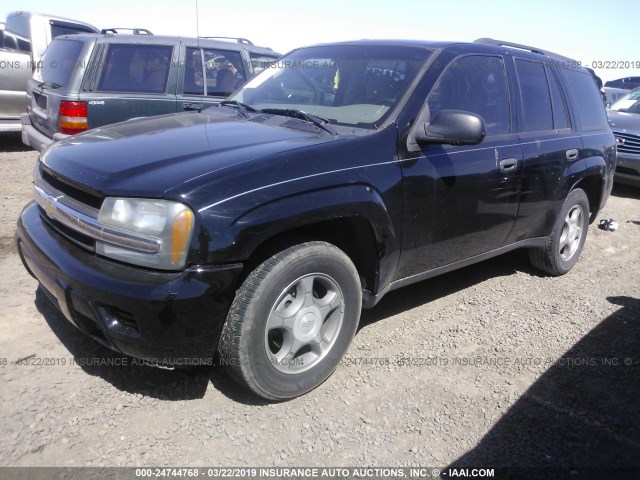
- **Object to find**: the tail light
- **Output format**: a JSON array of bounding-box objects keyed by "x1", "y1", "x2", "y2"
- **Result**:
[{"x1": 58, "y1": 101, "x2": 88, "y2": 135}]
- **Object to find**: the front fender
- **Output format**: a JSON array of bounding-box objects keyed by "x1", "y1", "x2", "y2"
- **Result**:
[
  {"x1": 193, "y1": 184, "x2": 401, "y2": 291},
  {"x1": 231, "y1": 183, "x2": 397, "y2": 257}
]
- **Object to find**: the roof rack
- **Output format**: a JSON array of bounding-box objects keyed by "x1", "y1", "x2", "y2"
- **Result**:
[
  {"x1": 101, "y1": 28, "x2": 153, "y2": 35},
  {"x1": 200, "y1": 36, "x2": 253, "y2": 45},
  {"x1": 474, "y1": 38, "x2": 574, "y2": 62}
]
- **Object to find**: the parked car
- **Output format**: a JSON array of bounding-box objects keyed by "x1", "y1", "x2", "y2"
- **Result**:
[
  {"x1": 20, "y1": 33, "x2": 280, "y2": 152},
  {"x1": 0, "y1": 11, "x2": 98, "y2": 132},
  {"x1": 604, "y1": 86, "x2": 630, "y2": 106},
  {"x1": 608, "y1": 87, "x2": 640, "y2": 186},
  {"x1": 17, "y1": 38, "x2": 615, "y2": 400},
  {"x1": 604, "y1": 76, "x2": 640, "y2": 90}
]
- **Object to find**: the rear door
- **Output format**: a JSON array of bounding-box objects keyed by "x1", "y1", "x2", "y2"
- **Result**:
[
  {"x1": 505, "y1": 58, "x2": 581, "y2": 242},
  {"x1": 80, "y1": 42, "x2": 179, "y2": 128}
]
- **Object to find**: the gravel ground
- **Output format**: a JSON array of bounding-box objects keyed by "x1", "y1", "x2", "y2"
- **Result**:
[{"x1": 0, "y1": 134, "x2": 638, "y2": 472}]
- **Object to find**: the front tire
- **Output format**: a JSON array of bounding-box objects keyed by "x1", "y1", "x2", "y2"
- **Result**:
[
  {"x1": 529, "y1": 188, "x2": 590, "y2": 276},
  {"x1": 218, "y1": 241, "x2": 362, "y2": 400}
]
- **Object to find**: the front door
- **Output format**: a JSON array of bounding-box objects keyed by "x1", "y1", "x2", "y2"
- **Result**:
[{"x1": 396, "y1": 54, "x2": 522, "y2": 279}]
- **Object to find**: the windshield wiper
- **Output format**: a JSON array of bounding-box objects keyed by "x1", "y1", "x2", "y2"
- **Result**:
[
  {"x1": 37, "y1": 80, "x2": 62, "y2": 90},
  {"x1": 260, "y1": 108, "x2": 337, "y2": 135},
  {"x1": 219, "y1": 100, "x2": 257, "y2": 118}
]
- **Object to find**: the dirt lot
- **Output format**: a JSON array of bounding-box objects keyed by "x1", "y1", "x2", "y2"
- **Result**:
[{"x1": 0, "y1": 133, "x2": 638, "y2": 473}]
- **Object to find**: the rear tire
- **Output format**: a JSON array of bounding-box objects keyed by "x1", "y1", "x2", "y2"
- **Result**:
[
  {"x1": 218, "y1": 241, "x2": 361, "y2": 400},
  {"x1": 529, "y1": 188, "x2": 589, "y2": 276}
]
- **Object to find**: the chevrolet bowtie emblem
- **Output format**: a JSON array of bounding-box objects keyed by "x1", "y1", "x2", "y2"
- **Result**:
[{"x1": 43, "y1": 197, "x2": 56, "y2": 218}]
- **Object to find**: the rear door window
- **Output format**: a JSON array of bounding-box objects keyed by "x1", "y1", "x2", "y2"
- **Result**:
[
  {"x1": 515, "y1": 59, "x2": 553, "y2": 132},
  {"x1": 97, "y1": 44, "x2": 173, "y2": 94},
  {"x1": 40, "y1": 39, "x2": 85, "y2": 89}
]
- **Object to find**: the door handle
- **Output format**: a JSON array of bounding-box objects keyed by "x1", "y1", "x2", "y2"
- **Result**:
[
  {"x1": 566, "y1": 149, "x2": 579, "y2": 161},
  {"x1": 183, "y1": 103, "x2": 201, "y2": 112},
  {"x1": 499, "y1": 158, "x2": 518, "y2": 173}
]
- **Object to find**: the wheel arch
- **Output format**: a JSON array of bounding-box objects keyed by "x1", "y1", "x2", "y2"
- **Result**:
[
  {"x1": 566, "y1": 156, "x2": 607, "y2": 223},
  {"x1": 229, "y1": 184, "x2": 400, "y2": 296}
]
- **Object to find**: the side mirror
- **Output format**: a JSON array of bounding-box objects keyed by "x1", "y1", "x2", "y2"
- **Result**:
[{"x1": 415, "y1": 110, "x2": 486, "y2": 146}]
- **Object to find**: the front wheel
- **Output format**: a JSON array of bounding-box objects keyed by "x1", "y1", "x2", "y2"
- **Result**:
[
  {"x1": 217, "y1": 241, "x2": 362, "y2": 400},
  {"x1": 529, "y1": 188, "x2": 590, "y2": 276}
]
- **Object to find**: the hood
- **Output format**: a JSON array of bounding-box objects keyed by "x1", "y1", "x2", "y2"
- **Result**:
[
  {"x1": 607, "y1": 110, "x2": 640, "y2": 135},
  {"x1": 40, "y1": 108, "x2": 341, "y2": 200}
]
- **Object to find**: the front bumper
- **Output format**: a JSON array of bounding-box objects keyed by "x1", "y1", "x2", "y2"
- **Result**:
[
  {"x1": 17, "y1": 201, "x2": 243, "y2": 364},
  {"x1": 614, "y1": 151, "x2": 640, "y2": 187}
]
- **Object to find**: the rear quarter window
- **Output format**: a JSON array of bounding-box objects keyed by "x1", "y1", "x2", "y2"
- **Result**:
[
  {"x1": 40, "y1": 39, "x2": 85, "y2": 89},
  {"x1": 563, "y1": 68, "x2": 609, "y2": 131}
]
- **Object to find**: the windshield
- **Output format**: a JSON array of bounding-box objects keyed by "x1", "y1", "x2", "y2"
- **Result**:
[
  {"x1": 228, "y1": 45, "x2": 432, "y2": 128},
  {"x1": 610, "y1": 87, "x2": 640, "y2": 114}
]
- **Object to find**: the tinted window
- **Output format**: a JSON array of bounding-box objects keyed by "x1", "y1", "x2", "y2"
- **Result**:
[
  {"x1": 1, "y1": 31, "x2": 30, "y2": 53},
  {"x1": 428, "y1": 55, "x2": 511, "y2": 136},
  {"x1": 40, "y1": 39, "x2": 84, "y2": 89},
  {"x1": 516, "y1": 59, "x2": 553, "y2": 132},
  {"x1": 97, "y1": 44, "x2": 173, "y2": 93},
  {"x1": 183, "y1": 48, "x2": 204, "y2": 95},
  {"x1": 203, "y1": 49, "x2": 245, "y2": 96},
  {"x1": 183, "y1": 48, "x2": 246, "y2": 96},
  {"x1": 545, "y1": 65, "x2": 570, "y2": 129},
  {"x1": 50, "y1": 21, "x2": 96, "y2": 39},
  {"x1": 563, "y1": 69, "x2": 609, "y2": 131}
]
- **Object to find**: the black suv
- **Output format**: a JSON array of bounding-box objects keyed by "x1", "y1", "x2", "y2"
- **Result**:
[
  {"x1": 20, "y1": 32, "x2": 280, "y2": 152},
  {"x1": 17, "y1": 38, "x2": 616, "y2": 400}
]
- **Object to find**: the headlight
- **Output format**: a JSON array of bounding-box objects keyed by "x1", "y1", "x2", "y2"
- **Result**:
[{"x1": 96, "y1": 198, "x2": 195, "y2": 270}]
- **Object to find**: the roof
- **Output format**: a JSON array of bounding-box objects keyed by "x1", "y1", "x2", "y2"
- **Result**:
[
  {"x1": 297, "y1": 38, "x2": 579, "y2": 65},
  {"x1": 54, "y1": 32, "x2": 278, "y2": 55}
]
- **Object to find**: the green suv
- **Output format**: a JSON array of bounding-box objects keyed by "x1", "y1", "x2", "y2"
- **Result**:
[{"x1": 21, "y1": 32, "x2": 280, "y2": 152}]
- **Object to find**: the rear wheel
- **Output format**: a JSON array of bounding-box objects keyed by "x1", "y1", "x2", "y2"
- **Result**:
[
  {"x1": 529, "y1": 188, "x2": 589, "y2": 276},
  {"x1": 218, "y1": 241, "x2": 361, "y2": 400}
]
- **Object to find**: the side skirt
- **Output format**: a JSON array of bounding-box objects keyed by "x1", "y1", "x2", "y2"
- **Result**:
[{"x1": 361, "y1": 237, "x2": 548, "y2": 309}]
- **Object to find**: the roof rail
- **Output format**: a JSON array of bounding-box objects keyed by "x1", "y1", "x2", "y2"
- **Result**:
[
  {"x1": 101, "y1": 28, "x2": 153, "y2": 35},
  {"x1": 200, "y1": 36, "x2": 253, "y2": 45},
  {"x1": 474, "y1": 38, "x2": 575, "y2": 62}
]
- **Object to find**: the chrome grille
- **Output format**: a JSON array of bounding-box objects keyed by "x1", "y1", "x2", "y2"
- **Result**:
[
  {"x1": 34, "y1": 170, "x2": 161, "y2": 255},
  {"x1": 614, "y1": 131, "x2": 640, "y2": 155}
]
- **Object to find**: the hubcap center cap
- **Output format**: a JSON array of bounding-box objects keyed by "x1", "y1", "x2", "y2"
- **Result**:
[{"x1": 294, "y1": 306, "x2": 322, "y2": 342}]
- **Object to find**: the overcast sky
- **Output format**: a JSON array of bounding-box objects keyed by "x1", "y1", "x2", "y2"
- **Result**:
[{"x1": 4, "y1": 0, "x2": 639, "y2": 82}]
